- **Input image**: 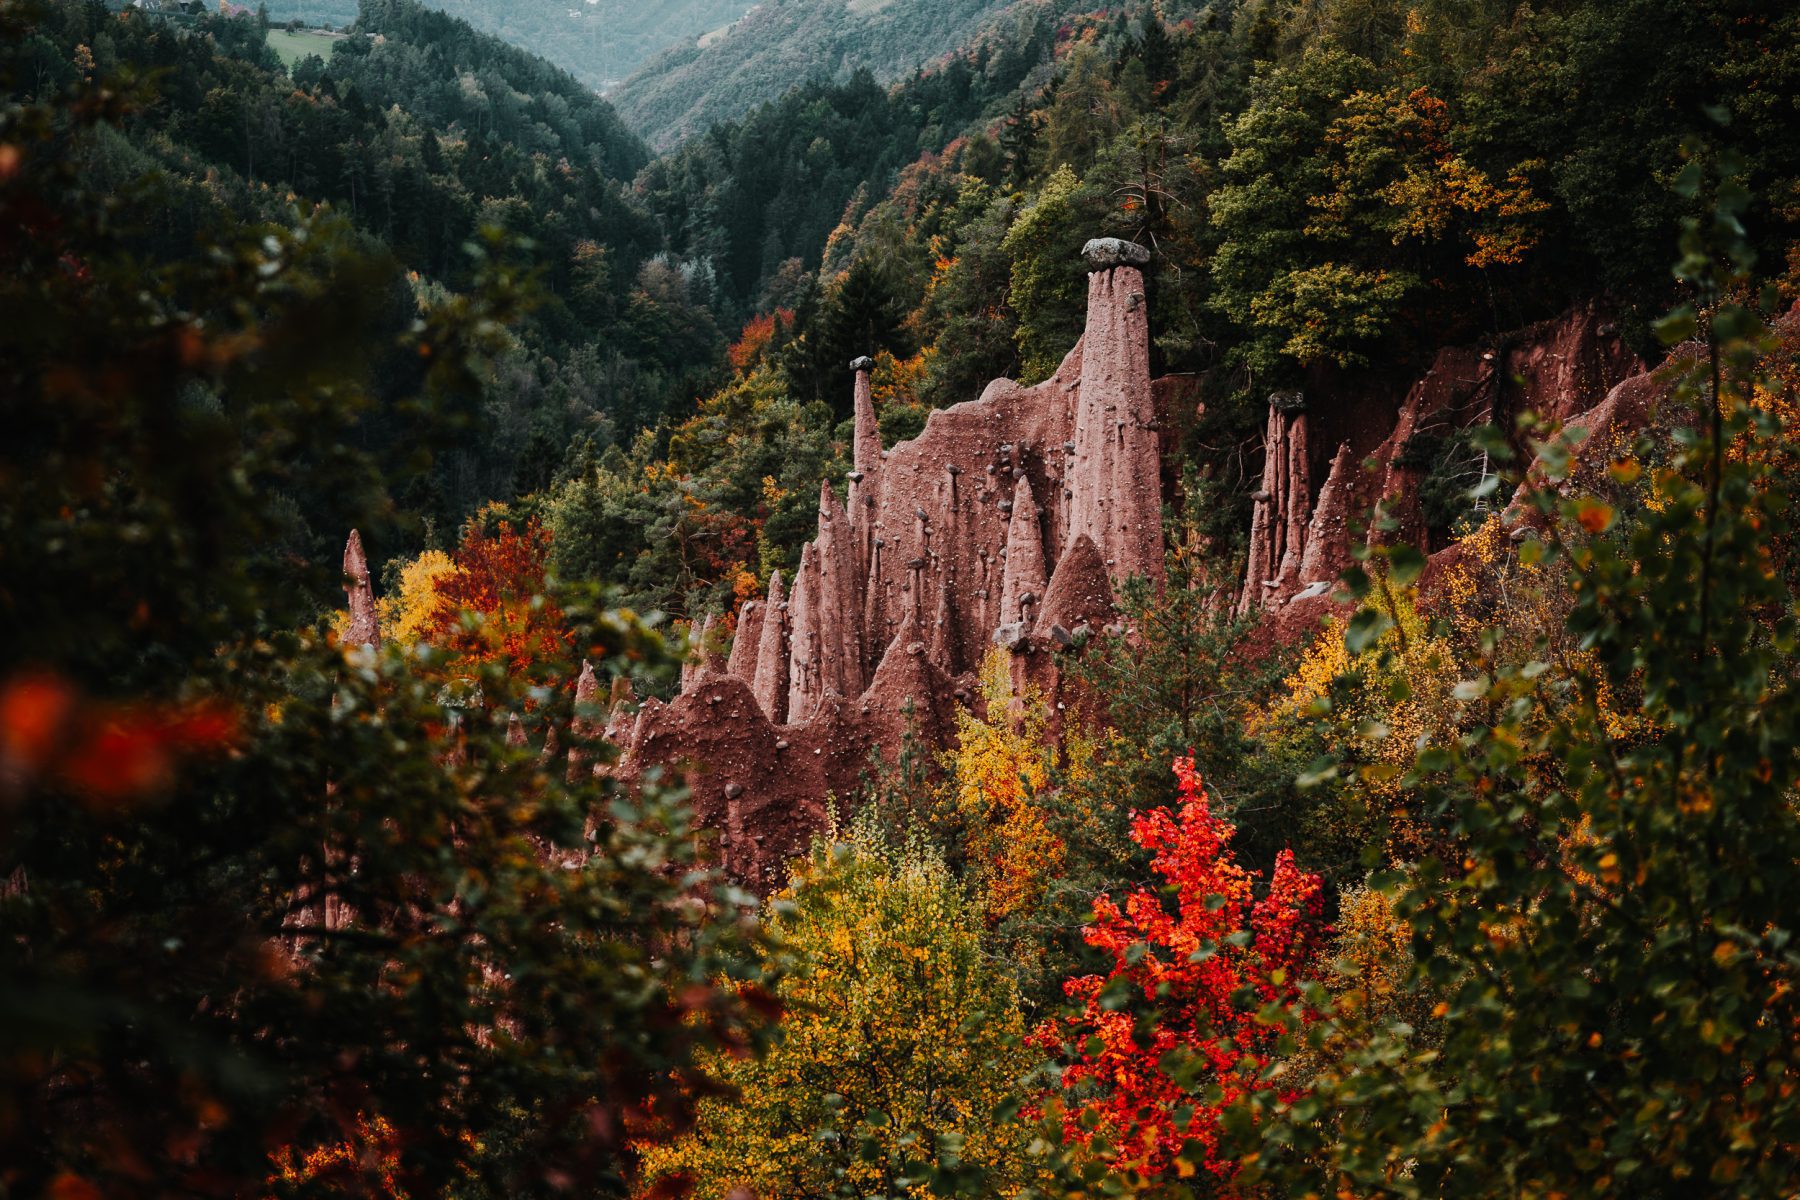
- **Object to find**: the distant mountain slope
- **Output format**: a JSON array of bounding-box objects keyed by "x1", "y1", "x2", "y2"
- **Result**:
[
  {"x1": 611, "y1": 0, "x2": 1049, "y2": 149},
  {"x1": 261, "y1": 0, "x2": 746, "y2": 88},
  {"x1": 348, "y1": 0, "x2": 651, "y2": 176}
]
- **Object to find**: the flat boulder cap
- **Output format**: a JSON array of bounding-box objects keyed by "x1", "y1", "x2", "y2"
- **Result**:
[{"x1": 1081, "y1": 237, "x2": 1151, "y2": 270}]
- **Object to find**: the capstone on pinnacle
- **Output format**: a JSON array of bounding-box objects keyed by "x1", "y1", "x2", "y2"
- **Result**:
[{"x1": 1081, "y1": 237, "x2": 1151, "y2": 271}]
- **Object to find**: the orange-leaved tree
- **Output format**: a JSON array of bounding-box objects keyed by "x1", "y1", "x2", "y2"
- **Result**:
[
  {"x1": 267, "y1": 1114, "x2": 408, "y2": 1199},
  {"x1": 726, "y1": 308, "x2": 792, "y2": 372},
  {"x1": 1031, "y1": 756, "x2": 1325, "y2": 1189}
]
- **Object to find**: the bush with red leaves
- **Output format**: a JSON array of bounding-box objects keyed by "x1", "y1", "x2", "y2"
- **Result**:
[{"x1": 1031, "y1": 756, "x2": 1326, "y2": 1189}]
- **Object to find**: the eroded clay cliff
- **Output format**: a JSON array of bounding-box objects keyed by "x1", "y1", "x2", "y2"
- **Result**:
[
  {"x1": 615, "y1": 238, "x2": 1176, "y2": 882},
  {"x1": 337, "y1": 254, "x2": 1693, "y2": 890}
]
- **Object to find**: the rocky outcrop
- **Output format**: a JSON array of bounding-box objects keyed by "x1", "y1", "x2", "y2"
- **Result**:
[
  {"x1": 1273, "y1": 400, "x2": 1311, "y2": 597},
  {"x1": 727, "y1": 600, "x2": 763, "y2": 683},
  {"x1": 329, "y1": 286, "x2": 1707, "y2": 893},
  {"x1": 929, "y1": 566, "x2": 962, "y2": 673},
  {"x1": 1038, "y1": 533, "x2": 1116, "y2": 642},
  {"x1": 1236, "y1": 395, "x2": 1311, "y2": 617},
  {"x1": 997, "y1": 479, "x2": 1046, "y2": 635},
  {"x1": 850, "y1": 355, "x2": 880, "y2": 522},
  {"x1": 566, "y1": 659, "x2": 601, "y2": 782},
  {"x1": 681, "y1": 612, "x2": 724, "y2": 689},
  {"x1": 863, "y1": 605, "x2": 955, "y2": 753},
  {"x1": 1239, "y1": 303, "x2": 1646, "y2": 636},
  {"x1": 618, "y1": 237, "x2": 1174, "y2": 885},
  {"x1": 1295, "y1": 442, "x2": 1355, "y2": 589},
  {"x1": 785, "y1": 544, "x2": 821, "y2": 723},
  {"x1": 1068, "y1": 241, "x2": 1165, "y2": 591},
  {"x1": 330, "y1": 276, "x2": 1685, "y2": 893},
  {"x1": 814, "y1": 480, "x2": 864, "y2": 700},
  {"x1": 626, "y1": 674, "x2": 827, "y2": 892}
]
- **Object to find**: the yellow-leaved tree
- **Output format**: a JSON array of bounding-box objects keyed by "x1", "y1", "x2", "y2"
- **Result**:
[
  {"x1": 1253, "y1": 579, "x2": 1457, "y2": 869},
  {"x1": 944, "y1": 648, "x2": 1063, "y2": 922},
  {"x1": 637, "y1": 810, "x2": 1040, "y2": 1200},
  {"x1": 378, "y1": 549, "x2": 456, "y2": 645},
  {"x1": 331, "y1": 548, "x2": 455, "y2": 646}
]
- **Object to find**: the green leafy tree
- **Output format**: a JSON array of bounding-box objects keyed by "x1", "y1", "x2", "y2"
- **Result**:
[
  {"x1": 1002, "y1": 164, "x2": 1093, "y2": 381},
  {"x1": 1238, "y1": 154, "x2": 1800, "y2": 1197},
  {"x1": 1066, "y1": 533, "x2": 1300, "y2": 881},
  {"x1": 915, "y1": 182, "x2": 1021, "y2": 406},
  {"x1": 0, "y1": 50, "x2": 775, "y2": 1198}
]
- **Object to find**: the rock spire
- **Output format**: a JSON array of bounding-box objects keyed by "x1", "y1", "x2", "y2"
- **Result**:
[
  {"x1": 998, "y1": 478, "x2": 1047, "y2": 632},
  {"x1": 1067, "y1": 239, "x2": 1164, "y2": 589},
  {"x1": 727, "y1": 600, "x2": 764, "y2": 683},
  {"x1": 850, "y1": 355, "x2": 880, "y2": 519},
  {"x1": 342, "y1": 529, "x2": 381, "y2": 648},
  {"x1": 785, "y1": 543, "x2": 822, "y2": 723},
  {"x1": 644, "y1": 234, "x2": 1193, "y2": 883},
  {"x1": 814, "y1": 480, "x2": 864, "y2": 700},
  {"x1": 1237, "y1": 394, "x2": 1311, "y2": 617},
  {"x1": 1297, "y1": 441, "x2": 1355, "y2": 588},
  {"x1": 751, "y1": 569, "x2": 789, "y2": 722}
]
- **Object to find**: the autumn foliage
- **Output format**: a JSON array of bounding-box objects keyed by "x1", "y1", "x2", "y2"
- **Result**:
[
  {"x1": 726, "y1": 308, "x2": 793, "y2": 372},
  {"x1": 0, "y1": 673, "x2": 237, "y2": 810},
  {"x1": 1032, "y1": 757, "x2": 1325, "y2": 1188},
  {"x1": 945, "y1": 648, "x2": 1064, "y2": 920},
  {"x1": 267, "y1": 1114, "x2": 409, "y2": 1199},
  {"x1": 424, "y1": 519, "x2": 573, "y2": 684},
  {"x1": 376, "y1": 549, "x2": 457, "y2": 646},
  {"x1": 638, "y1": 813, "x2": 1038, "y2": 1200}
]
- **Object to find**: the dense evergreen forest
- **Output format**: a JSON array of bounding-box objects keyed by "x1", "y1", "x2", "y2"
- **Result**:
[
  {"x1": 258, "y1": 0, "x2": 749, "y2": 89},
  {"x1": 5, "y1": 0, "x2": 1800, "y2": 1197}
]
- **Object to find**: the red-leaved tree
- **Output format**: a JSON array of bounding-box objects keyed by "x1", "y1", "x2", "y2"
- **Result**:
[
  {"x1": 1032, "y1": 756, "x2": 1326, "y2": 1189},
  {"x1": 426, "y1": 518, "x2": 574, "y2": 687}
]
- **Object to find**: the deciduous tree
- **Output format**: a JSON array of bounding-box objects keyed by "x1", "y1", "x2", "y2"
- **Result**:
[
  {"x1": 1033, "y1": 757, "x2": 1325, "y2": 1189},
  {"x1": 639, "y1": 812, "x2": 1040, "y2": 1200}
]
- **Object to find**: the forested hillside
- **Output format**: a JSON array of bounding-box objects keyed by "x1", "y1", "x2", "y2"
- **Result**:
[
  {"x1": 15, "y1": 0, "x2": 1795, "y2": 668},
  {"x1": 532, "y1": 0, "x2": 1800, "y2": 626},
  {"x1": 610, "y1": 0, "x2": 1045, "y2": 148},
  {"x1": 8, "y1": 0, "x2": 1800, "y2": 1197},
  {"x1": 11, "y1": 0, "x2": 746, "y2": 586},
  {"x1": 260, "y1": 0, "x2": 747, "y2": 87}
]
